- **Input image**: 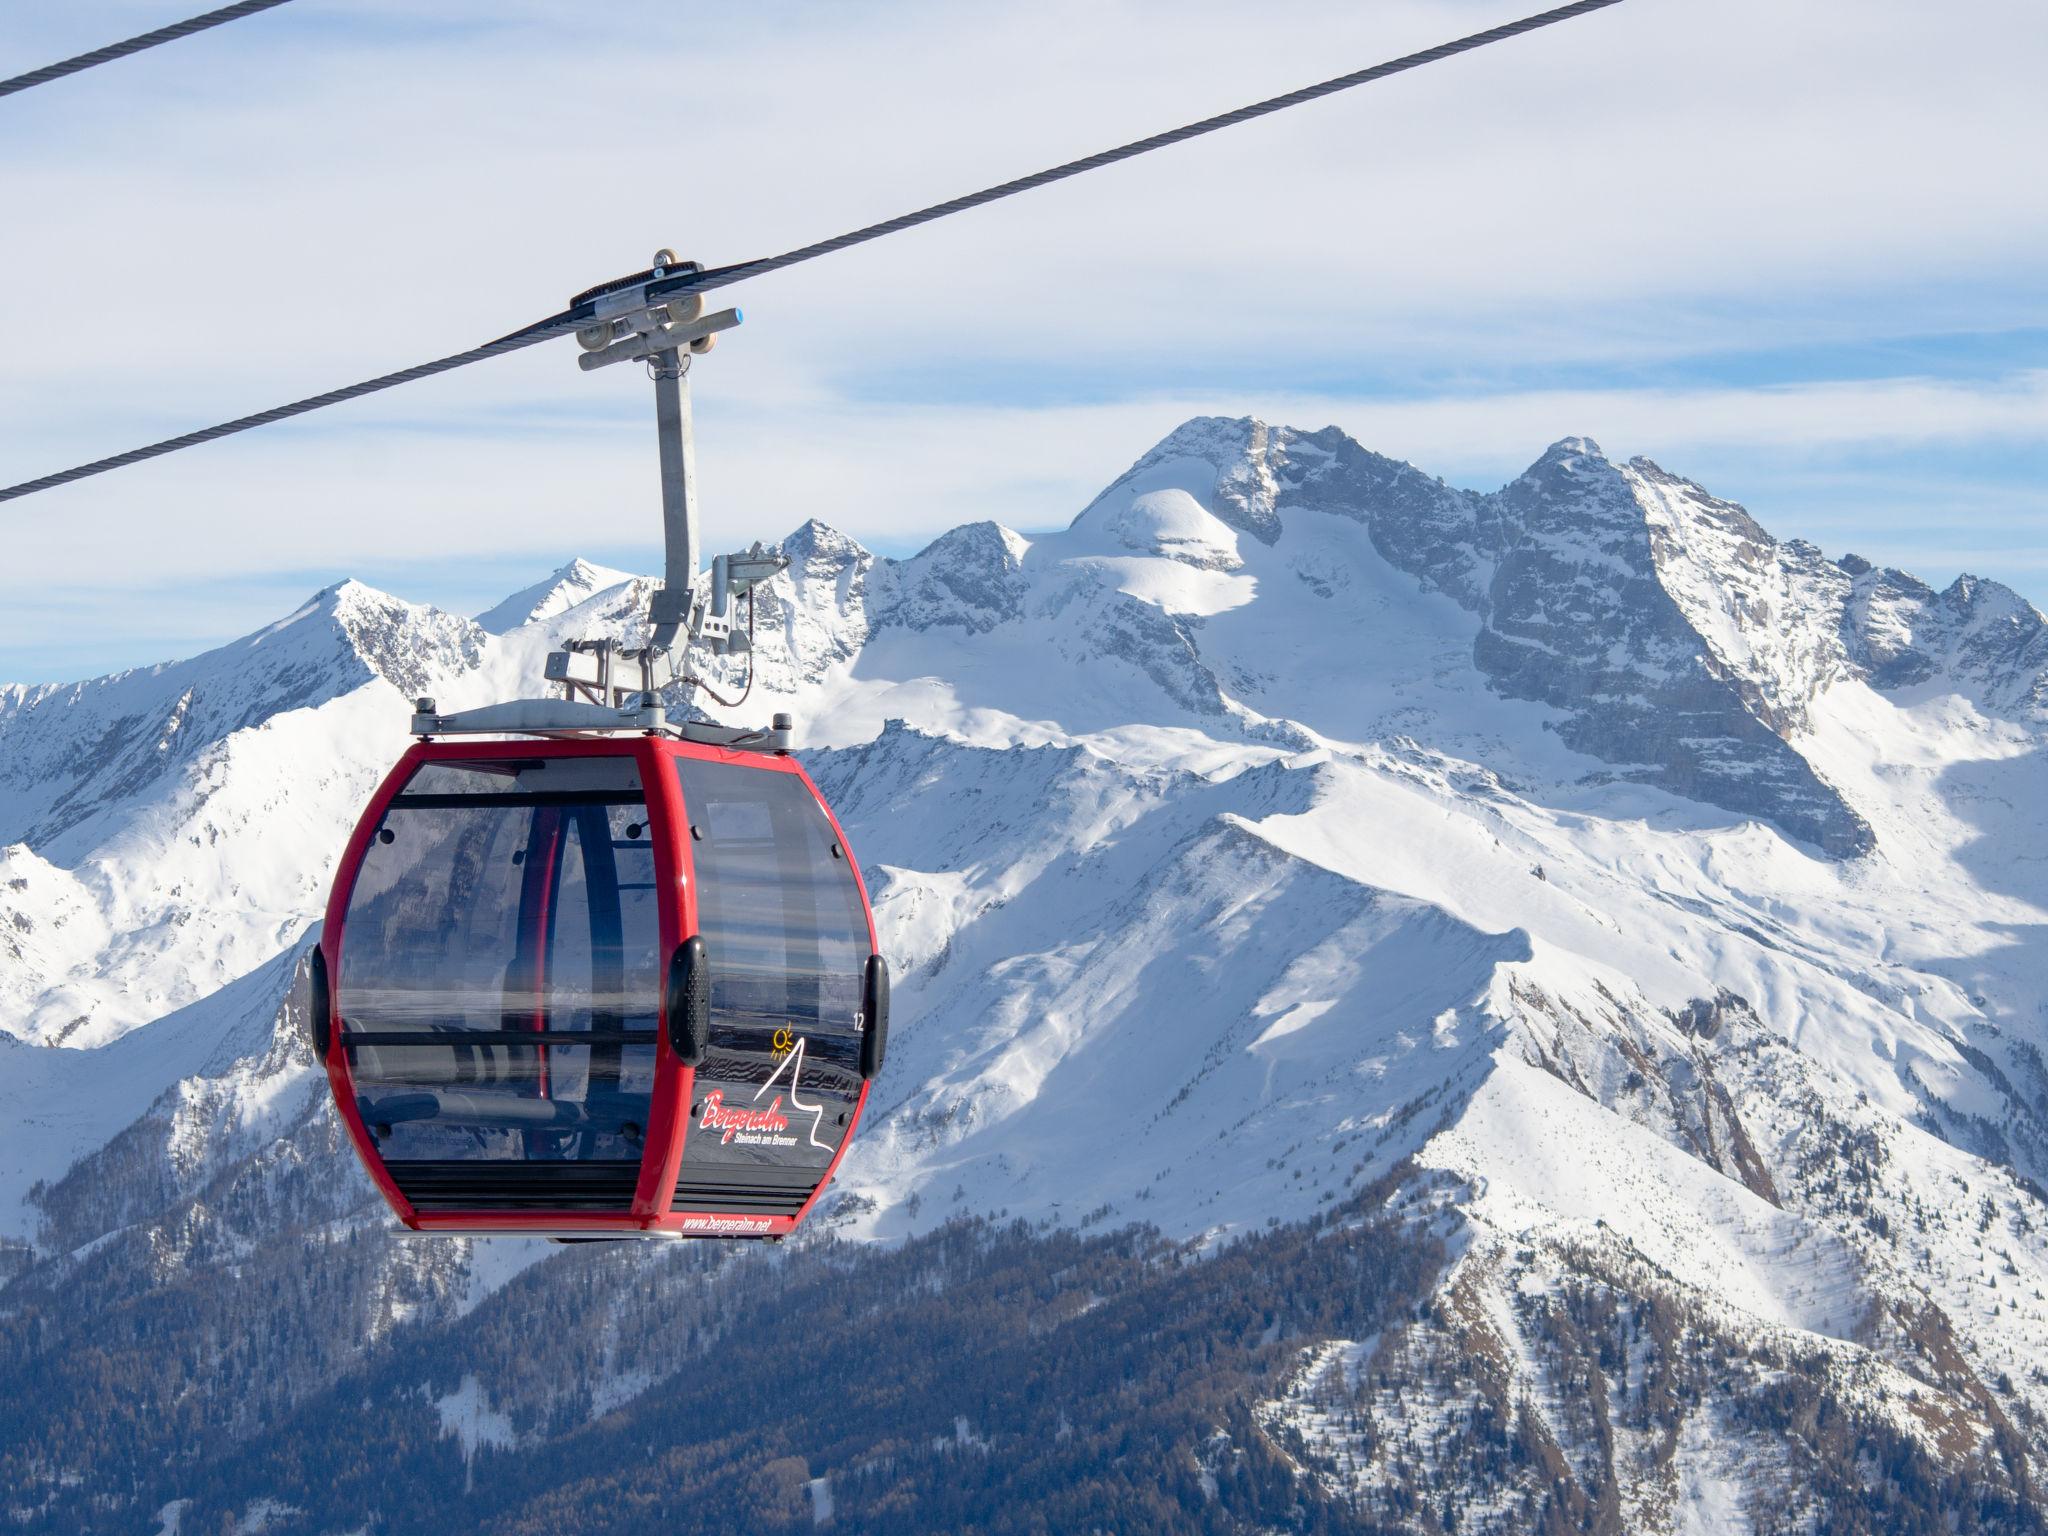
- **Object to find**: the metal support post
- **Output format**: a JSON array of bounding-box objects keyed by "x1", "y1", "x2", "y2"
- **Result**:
[{"x1": 647, "y1": 349, "x2": 698, "y2": 652}]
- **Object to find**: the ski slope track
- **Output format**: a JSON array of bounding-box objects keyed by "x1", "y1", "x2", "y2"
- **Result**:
[{"x1": 5, "y1": 419, "x2": 2048, "y2": 1529}]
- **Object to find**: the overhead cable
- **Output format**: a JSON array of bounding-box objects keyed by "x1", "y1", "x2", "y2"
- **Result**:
[
  {"x1": 653, "y1": 0, "x2": 1628, "y2": 302},
  {"x1": 0, "y1": 0, "x2": 297, "y2": 101},
  {"x1": 0, "y1": 0, "x2": 1626, "y2": 505}
]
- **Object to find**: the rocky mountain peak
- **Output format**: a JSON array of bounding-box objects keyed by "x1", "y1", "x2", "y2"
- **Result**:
[
  {"x1": 1840, "y1": 563, "x2": 2048, "y2": 715},
  {"x1": 1145, "y1": 423, "x2": 1876, "y2": 855},
  {"x1": 788, "y1": 414, "x2": 2043, "y2": 857},
  {"x1": 475, "y1": 557, "x2": 632, "y2": 634},
  {"x1": 1083, "y1": 415, "x2": 1286, "y2": 546},
  {"x1": 1942, "y1": 571, "x2": 2037, "y2": 630},
  {"x1": 1529, "y1": 433, "x2": 1612, "y2": 473},
  {"x1": 0, "y1": 579, "x2": 480, "y2": 855},
  {"x1": 871, "y1": 521, "x2": 1033, "y2": 636},
  {"x1": 779, "y1": 517, "x2": 871, "y2": 575},
  {"x1": 1124, "y1": 413, "x2": 1268, "y2": 473},
  {"x1": 302, "y1": 580, "x2": 485, "y2": 700},
  {"x1": 720, "y1": 520, "x2": 874, "y2": 690}
]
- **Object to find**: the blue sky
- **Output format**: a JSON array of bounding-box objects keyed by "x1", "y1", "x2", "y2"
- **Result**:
[{"x1": 1, "y1": 0, "x2": 2044, "y2": 682}]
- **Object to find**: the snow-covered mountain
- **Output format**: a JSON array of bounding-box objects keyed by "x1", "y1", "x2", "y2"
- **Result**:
[
  {"x1": 4, "y1": 419, "x2": 2047, "y2": 1533},
  {"x1": 473, "y1": 556, "x2": 635, "y2": 634}
]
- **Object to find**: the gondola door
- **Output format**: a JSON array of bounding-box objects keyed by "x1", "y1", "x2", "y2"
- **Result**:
[
  {"x1": 665, "y1": 750, "x2": 873, "y2": 1234},
  {"x1": 325, "y1": 744, "x2": 666, "y2": 1232}
]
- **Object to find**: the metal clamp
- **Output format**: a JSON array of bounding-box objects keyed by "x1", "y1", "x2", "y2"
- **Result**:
[
  {"x1": 544, "y1": 639, "x2": 660, "y2": 709},
  {"x1": 577, "y1": 307, "x2": 742, "y2": 372}
]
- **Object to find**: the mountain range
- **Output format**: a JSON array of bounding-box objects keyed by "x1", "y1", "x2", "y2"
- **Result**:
[{"x1": 3, "y1": 418, "x2": 2046, "y2": 1534}]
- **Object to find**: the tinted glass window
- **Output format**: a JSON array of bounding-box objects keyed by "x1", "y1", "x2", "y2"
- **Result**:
[
  {"x1": 675, "y1": 759, "x2": 868, "y2": 1172},
  {"x1": 338, "y1": 756, "x2": 658, "y2": 1165},
  {"x1": 679, "y1": 760, "x2": 868, "y2": 1031}
]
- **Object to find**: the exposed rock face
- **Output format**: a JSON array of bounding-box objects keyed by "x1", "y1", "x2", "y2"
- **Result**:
[
  {"x1": 1842, "y1": 559, "x2": 2048, "y2": 717},
  {"x1": 1484, "y1": 445, "x2": 1873, "y2": 857},
  {"x1": 727, "y1": 419, "x2": 2039, "y2": 862},
  {"x1": 1048, "y1": 420, "x2": 1883, "y2": 854},
  {"x1": 755, "y1": 518, "x2": 875, "y2": 687},
  {"x1": 322, "y1": 580, "x2": 485, "y2": 700},
  {"x1": 1080, "y1": 416, "x2": 1290, "y2": 547},
  {"x1": 870, "y1": 521, "x2": 1031, "y2": 634}
]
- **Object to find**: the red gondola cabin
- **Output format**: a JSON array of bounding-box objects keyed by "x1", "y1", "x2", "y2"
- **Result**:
[{"x1": 307, "y1": 734, "x2": 888, "y2": 1238}]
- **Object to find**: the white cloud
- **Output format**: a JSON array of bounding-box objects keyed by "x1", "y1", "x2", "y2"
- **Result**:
[
  {"x1": 7, "y1": 0, "x2": 2046, "y2": 411},
  {"x1": 3, "y1": 366, "x2": 2041, "y2": 585},
  {"x1": 2, "y1": 0, "x2": 2046, "y2": 676}
]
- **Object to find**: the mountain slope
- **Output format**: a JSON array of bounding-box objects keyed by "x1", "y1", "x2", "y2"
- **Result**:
[{"x1": 0, "y1": 584, "x2": 478, "y2": 1047}]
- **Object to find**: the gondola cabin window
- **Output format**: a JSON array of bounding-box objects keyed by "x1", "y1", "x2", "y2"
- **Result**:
[
  {"x1": 674, "y1": 758, "x2": 868, "y2": 1172},
  {"x1": 336, "y1": 756, "x2": 659, "y2": 1174}
]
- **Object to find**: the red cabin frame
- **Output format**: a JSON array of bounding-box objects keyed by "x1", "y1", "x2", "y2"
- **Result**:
[{"x1": 319, "y1": 734, "x2": 876, "y2": 1238}]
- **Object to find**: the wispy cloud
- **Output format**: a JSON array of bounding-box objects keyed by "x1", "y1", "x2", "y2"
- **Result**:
[
  {"x1": 1, "y1": 0, "x2": 2044, "y2": 679},
  {"x1": 4, "y1": 369, "x2": 2040, "y2": 609}
]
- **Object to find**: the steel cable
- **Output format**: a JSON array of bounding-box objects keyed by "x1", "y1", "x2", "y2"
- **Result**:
[
  {"x1": 0, "y1": 0, "x2": 297, "y2": 101},
  {"x1": 0, "y1": 0, "x2": 1626, "y2": 504},
  {"x1": 663, "y1": 0, "x2": 1627, "y2": 301}
]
